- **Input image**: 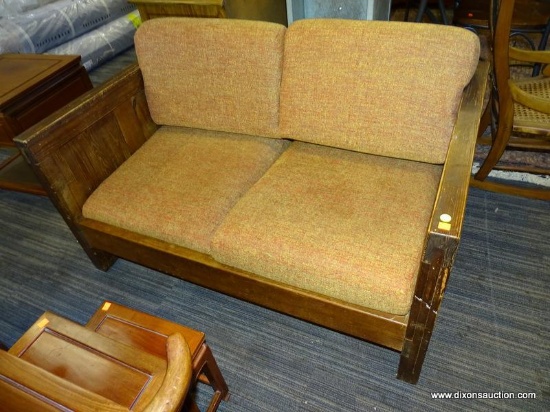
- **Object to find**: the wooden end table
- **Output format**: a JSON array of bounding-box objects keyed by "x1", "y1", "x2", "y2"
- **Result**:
[
  {"x1": 129, "y1": 0, "x2": 226, "y2": 20},
  {"x1": 0, "y1": 54, "x2": 93, "y2": 196},
  {"x1": 0, "y1": 349, "x2": 129, "y2": 412},
  {"x1": 7, "y1": 311, "x2": 168, "y2": 410},
  {"x1": 128, "y1": 0, "x2": 288, "y2": 25},
  {"x1": 86, "y1": 300, "x2": 230, "y2": 412}
]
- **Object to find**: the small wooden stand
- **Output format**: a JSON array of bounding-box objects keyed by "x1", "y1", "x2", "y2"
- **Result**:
[
  {"x1": 129, "y1": 0, "x2": 288, "y2": 25},
  {"x1": 7, "y1": 312, "x2": 168, "y2": 409},
  {"x1": 86, "y1": 301, "x2": 230, "y2": 412},
  {"x1": 0, "y1": 54, "x2": 93, "y2": 195}
]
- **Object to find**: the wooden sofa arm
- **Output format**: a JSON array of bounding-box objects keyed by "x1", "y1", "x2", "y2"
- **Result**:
[
  {"x1": 431, "y1": 59, "x2": 489, "y2": 241},
  {"x1": 14, "y1": 63, "x2": 158, "y2": 269},
  {"x1": 398, "y1": 60, "x2": 489, "y2": 383}
]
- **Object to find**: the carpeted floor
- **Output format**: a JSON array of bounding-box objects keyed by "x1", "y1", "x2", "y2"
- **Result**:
[{"x1": 0, "y1": 186, "x2": 548, "y2": 411}]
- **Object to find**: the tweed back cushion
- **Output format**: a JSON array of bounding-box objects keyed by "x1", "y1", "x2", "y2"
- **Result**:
[
  {"x1": 279, "y1": 19, "x2": 480, "y2": 164},
  {"x1": 134, "y1": 18, "x2": 286, "y2": 137}
]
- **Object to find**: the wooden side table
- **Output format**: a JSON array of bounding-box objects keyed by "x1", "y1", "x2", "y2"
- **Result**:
[
  {"x1": 8, "y1": 311, "x2": 168, "y2": 410},
  {"x1": 0, "y1": 54, "x2": 93, "y2": 195},
  {"x1": 129, "y1": 0, "x2": 288, "y2": 25},
  {"x1": 131, "y1": 0, "x2": 226, "y2": 19},
  {"x1": 86, "y1": 301, "x2": 230, "y2": 412},
  {"x1": 0, "y1": 350, "x2": 129, "y2": 412}
]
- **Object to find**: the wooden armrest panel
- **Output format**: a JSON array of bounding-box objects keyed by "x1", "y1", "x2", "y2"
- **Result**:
[
  {"x1": 430, "y1": 59, "x2": 489, "y2": 241},
  {"x1": 15, "y1": 63, "x2": 156, "y2": 205},
  {"x1": 398, "y1": 60, "x2": 489, "y2": 383},
  {"x1": 143, "y1": 334, "x2": 193, "y2": 412},
  {"x1": 14, "y1": 63, "x2": 158, "y2": 270}
]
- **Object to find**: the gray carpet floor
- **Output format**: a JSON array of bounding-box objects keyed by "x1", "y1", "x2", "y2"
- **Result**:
[{"x1": 0, "y1": 183, "x2": 548, "y2": 411}]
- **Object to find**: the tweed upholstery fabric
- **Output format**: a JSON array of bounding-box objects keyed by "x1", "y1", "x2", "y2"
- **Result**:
[
  {"x1": 82, "y1": 127, "x2": 289, "y2": 254},
  {"x1": 211, "y1": 142, "x2": 442, "y2": 315},
  {"x1": 134, "y1": 18, "x2": 286, "y2": 138},
  {"x1": 279, "y1": 19, "x2": 480, "y2": 164}
]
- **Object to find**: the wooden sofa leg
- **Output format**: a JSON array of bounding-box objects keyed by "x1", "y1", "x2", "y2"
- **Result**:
[
  {"x1": 397, "y1": 244, "x2": 456, "y2": 384},
  {"x1": 61, "y1": 221, "x2": 117, "y2": 271},
  {"x1": 397, "y1": 322, "x2": 433, "y2": 384},
  {"x1": 84, "y1": 247, "x2": 118, "y2": 272},
  {"x1": 71, "y1": 225, "x2": 117, "y2": 271}
]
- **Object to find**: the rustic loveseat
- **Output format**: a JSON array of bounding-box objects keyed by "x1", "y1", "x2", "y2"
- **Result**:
[{"x1": 16, "y1": 17, "x2": 487, "y2": 383}]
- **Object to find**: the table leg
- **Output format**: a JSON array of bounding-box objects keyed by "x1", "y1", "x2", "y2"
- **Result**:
[{"x1": 193, "y1": 343, "x2": 230, "y2": 412}]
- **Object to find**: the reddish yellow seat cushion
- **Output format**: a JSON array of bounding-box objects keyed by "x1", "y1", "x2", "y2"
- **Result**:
[
  {"x1": 134, "y1": 18, "x2": 286, "y2": 138},
  {"x1": 279, "y1": 19, "x2": 480, "y2": 164},
  {"x1": 82, "y1": 127, "x2": 289, "y2": 254},
  {"x1": 211, "y1": 142, "x2": 442, "y2": 315}
]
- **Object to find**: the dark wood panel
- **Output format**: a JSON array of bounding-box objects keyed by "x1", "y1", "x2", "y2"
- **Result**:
[
  {"x1": 0, "y1": 350, "x2": 128, "y2": 412},
  {"x1": 8, "y1": 312, "x2": 166, "y2": 410},
  {"x1": 0, "y1": 54, "x2": 92, "y2": 194}
]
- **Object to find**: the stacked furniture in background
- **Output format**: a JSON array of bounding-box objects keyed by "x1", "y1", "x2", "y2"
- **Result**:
[
  {"x1": 285, "y1": 0, "x2": 391, "y2": 24},
  {"x1": 0, "y1": 0, "x2": 59, "y2": 16},
  {"x1": 129, "y1": 0, "x2": 288, "y2": 25},
  {"x1": 0, "y1": 53, "x2": 93, "y2": 195},
  {"x1": 470, "y1": 0, "x2": 550, "y2": 199},
  {"x1": 0, "y1": 0, "x2": 139, "y2": 72}
]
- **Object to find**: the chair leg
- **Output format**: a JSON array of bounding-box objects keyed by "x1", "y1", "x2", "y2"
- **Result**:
[
  {"x1": 474, "y1": 130, "x2": 509, "y2": 180},
  {"x1": 183, "y1": 396, "x2": 202, "y2": 412},
  {"x1": 469, "y1": 176, "x2": 550, "y2": 200},
  {"x1": 412, "y1": 0, "x2": 448, "y2": 24},
  {"x1": 415, "y1": 0, "x2": 429, "y2": 22},
  {"x1": 404, "y1": 0, "x2": 411, "y2": 21},
  {"x1": 438, "y1": 0, "x2": 448, "y2": 25},
  {"x1": 477, "y1": 92, "x2": 492, "y2": 139},
  {"x1": 474, "y1": 98, "x2": 514, "y2": 181},
  {"x1": 192, "y1": 343, "x2": 230, "y2": 412}
]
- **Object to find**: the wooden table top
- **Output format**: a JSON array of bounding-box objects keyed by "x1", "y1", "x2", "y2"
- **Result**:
[
  {"x1": 0, "y1": 54, "x2": 82, "y2": 109},
  {"x1": 86, "y1": 301, "x2": 206, "y2": 359},
  {"x1": 8, "y1": 311, "x2": 167, "y2": 410}
]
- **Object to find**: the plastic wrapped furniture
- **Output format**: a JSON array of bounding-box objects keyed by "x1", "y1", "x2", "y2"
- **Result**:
[
  {"x1": 0, "y1": 0, "x2": 135, "y2": 54},
  {"x1": 0, "y1": 0, "x2": 59, "y2": 17},
  {"x1": 45, "y1": 12, "x2": 141, "y2": 72}
]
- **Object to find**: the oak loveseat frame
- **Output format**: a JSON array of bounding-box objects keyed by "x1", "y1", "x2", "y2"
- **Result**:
[{"x1": 16, "y1": 18, "x2": 487, "y2": 384}]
